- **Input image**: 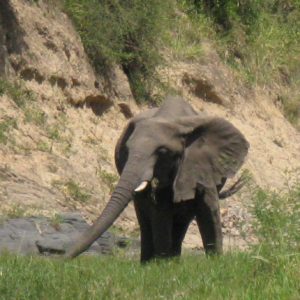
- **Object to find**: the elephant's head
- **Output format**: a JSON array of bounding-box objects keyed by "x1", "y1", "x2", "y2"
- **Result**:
[{"x1": 66, "y1": 96, "x2": 249, "y2": 258}]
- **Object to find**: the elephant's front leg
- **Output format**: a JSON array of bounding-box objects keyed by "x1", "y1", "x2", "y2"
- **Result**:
[
  {"x1": 151, "y1": 205, "x2": 173, "y2": 259},
  {"x1": 134, "y1": 198, "x2": 155, "y2": 262},
  {"x1": 196, "y1": 186, "x2": 223, "y2": 254}
]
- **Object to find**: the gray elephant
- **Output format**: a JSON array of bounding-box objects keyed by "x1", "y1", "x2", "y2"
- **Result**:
[{"x1": 66, "y1": 96, "x2": 249, "y2": 262}]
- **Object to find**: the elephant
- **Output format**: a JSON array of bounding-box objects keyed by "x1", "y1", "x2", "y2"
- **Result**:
[{"x1": 65, "y1": 95, "x2": 249, "y2": 262}]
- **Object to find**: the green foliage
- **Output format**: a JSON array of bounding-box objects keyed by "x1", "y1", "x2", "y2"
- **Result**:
[
  {"x1": 180, "y1": 1, "x2": 300, "y2": 81},
  {"x1": 64, "y1": 180, "x2": 91, "y2": 203},
  {"x1": 63, "y1": 0, "x2": 174, "y2": 102},
  {"x1": 50, "y1": 214, "x2": 64, "y2": 230},
  {"x1": 62, "y1": 0, "x2": 300, "y2": 120},
  {"x1": 167, "y1": 3, "x2": 213, "y2": 61},
  {"x1": 251, "y1": 185, "x2": 300, "y2": 256},
  {"x1": 0, "y1": 78, "x2": 35, "y2": 107},
  {"x1": 98, "y1": 169, "x2": 118, "y2": 193}
]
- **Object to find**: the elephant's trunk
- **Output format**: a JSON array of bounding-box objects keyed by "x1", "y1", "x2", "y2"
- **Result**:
[{"x1": 65, "y1": 164, "x2": 140, "y2": 259}]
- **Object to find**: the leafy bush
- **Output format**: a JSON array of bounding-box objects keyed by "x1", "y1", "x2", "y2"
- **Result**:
[
  {"x1": 64, "y1": 0, "x2": 174, "y2": 102},
  {"x1": 251, "y1": 185, "x2": 300, "y2": 256}
]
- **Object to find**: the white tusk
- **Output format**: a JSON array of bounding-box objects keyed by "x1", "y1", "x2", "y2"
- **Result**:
[{"x1": 134, "y1": 181, "x2": 149, "y2": 192}]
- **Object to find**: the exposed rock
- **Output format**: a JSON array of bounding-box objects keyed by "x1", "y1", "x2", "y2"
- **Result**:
[
  {"x1": 0, "y1": 213, "x2": 139, "y2": 256},
  {"x1": 182, "y1": 72, "x2": 228, "y2": 106}
]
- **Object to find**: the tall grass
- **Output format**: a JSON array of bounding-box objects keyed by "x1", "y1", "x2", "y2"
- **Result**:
[
  {"x1": 0, "y1": 185, "x2": 299, "y2": 299},
  {"x1": 0, "y1": 252, "x2": 298, "y2": 299},
  {"x1": 179, "y1": 0, "x2": 300, "y2": 125}
]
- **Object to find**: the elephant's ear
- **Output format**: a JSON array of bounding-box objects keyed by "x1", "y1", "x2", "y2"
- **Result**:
[
  {"x1": 114, "y1": 108, "x2": 159, "y2": 174},
  {"x1": 173, "y1": 116, "x2": 249, "y2": 203}
]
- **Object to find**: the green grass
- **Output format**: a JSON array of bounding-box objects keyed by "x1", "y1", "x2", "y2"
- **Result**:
[
  {"x1": 1, "y1": 185, "x2": 299, "y2": 299},
  {"x1": 0, "y1": 252, "x2": 299, "y2": 300}
]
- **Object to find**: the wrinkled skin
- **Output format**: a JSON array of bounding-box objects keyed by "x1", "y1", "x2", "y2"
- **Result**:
[{"x1": 66, "y1": 96, "x2": 249, "y2": 262}]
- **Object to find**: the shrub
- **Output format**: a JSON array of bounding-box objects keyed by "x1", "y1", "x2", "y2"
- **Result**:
[
  {"x1": 251, "y1": 185, "x2": 300, "y2": 256},
  {"x1": 64, "y1": 0, "x2": 174, "y2": 102}
]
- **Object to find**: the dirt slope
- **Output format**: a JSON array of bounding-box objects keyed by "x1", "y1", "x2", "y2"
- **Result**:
[{"x1": 0, "y1": 0, "x2": 299, "y2": 252}]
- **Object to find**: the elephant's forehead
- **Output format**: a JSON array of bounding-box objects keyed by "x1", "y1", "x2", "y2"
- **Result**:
[
  {"x1": 134, "y1": 119, "x2": 178, "y2": 137},
  {"x1": 128, "y1": 120, "x2": 182, "y2": 151}
]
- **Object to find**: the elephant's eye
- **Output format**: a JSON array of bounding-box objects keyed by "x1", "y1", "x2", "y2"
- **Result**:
[{"x1": 157, "y1": 146, "x2": 170, "y2": 155}]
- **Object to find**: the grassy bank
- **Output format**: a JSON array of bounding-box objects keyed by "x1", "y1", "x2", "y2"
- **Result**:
[
  {"x1": 0, "y1": 186, "x2": 299, "y2": 299},
  {"x1": 62, "y1": 0, "x2": 300, "y2": 125},
  {"x1": 0, "y1": 251, "x2": 298, "y2": 300}
]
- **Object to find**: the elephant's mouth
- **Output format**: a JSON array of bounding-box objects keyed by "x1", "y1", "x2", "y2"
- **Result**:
[
  {"x1": 134, "y1": 155, "x2": 180, "y2": 193},
  {"x1": 134, "y1": 177, "x2": 172, "y2": 194}
]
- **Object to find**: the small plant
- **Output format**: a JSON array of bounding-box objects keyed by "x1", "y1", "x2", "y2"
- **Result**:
[
  {"x1": 0, "y1": 118, "x2": 17, "y2": 145},
  {"x1": 52, "y1": 179, "x2": 91, "y2": 203},
  {"x1": 4, "y1": 205, "x2": 27, "y2": 219},
  {"x1": 47, "y1": 126, "x2": 61, "y2": 141},
  {"x1": 98, "y1": 169, "x2": 118, "y2": 193},
  {"x1": 65, "y1": 180, "x2": 91, "y2": 203},
  {"x1": 24, "y1": 107, "x2": 47, "y2": 127},
  {"x1": 50, "y1": 214, "x2": 64, "y2": 231},
  {"x1": 0, "y1": 78, "x2": 35, "y2": 107},
  {"x1": 36, "y1": 141, "x2": 51, "y2": 152}
]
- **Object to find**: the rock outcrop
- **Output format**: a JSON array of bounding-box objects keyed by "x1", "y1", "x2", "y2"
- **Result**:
[{"x1": 0, "y1": 212, "x2": 138, "y2": 256}]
